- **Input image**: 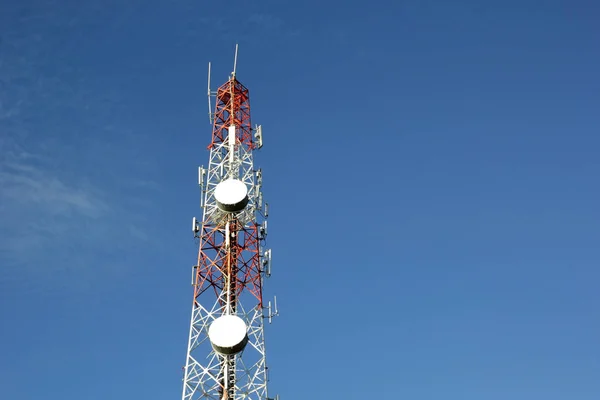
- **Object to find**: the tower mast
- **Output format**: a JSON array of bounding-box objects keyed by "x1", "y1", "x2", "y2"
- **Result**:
[{"x1": 182, "y1": 47, "x2": 277, "y2": 400}]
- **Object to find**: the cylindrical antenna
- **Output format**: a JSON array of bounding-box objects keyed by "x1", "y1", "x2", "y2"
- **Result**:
[
  {"x1": 207, "y1": 62, "x2": 213, "y2": 124},
  {"x1": 228, "y1": 125, "x2": 236, "y2": 171},
  {"x1": 232, "y1": 44, "x2": 239, "y2": 77},
  {"x1": 225, "y1": 221, "x2": 232, "y2": 315},
  {"x1": 207, "y1": 62, "x2": 212, "y2": 96}
]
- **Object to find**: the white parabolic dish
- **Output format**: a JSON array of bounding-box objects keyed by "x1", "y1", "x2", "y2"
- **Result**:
[
  {"x1": 214, "y1": 179, "x2": 249, "y2": 212},
  {"x1": 208, "y1": 315, "x2": 249, "y2": 355}
]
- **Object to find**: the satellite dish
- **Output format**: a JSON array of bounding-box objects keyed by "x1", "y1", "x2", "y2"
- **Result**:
[
  {"x1": 208, "y1": 315, "x2": 248, "y2": 355},
  {"x1": 214, "y1": 179, "x2": 249, "y2": 212}
]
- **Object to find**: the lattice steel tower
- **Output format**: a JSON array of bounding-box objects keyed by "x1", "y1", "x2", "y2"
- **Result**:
[{"x1": 181, "y1": 47, "x2": 278, "y2": 400}]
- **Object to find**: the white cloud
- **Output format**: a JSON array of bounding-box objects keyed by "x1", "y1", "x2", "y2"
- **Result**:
[
  {"x1": 0, "y1": 140, "x2": 156, "y2": 297},
  {"x1": 0, "y1": 2, "x2": 165, "y2": 295},
  {"x1": 1, "y1": 157, "x2": 108, "y2": 219},
  {"x1": 0, "y1": 147, "x2": 105, "y2": 259}
]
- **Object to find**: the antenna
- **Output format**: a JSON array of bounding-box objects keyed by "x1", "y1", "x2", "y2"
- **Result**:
[
  {"x1": 191, "y1": 265, "x2": 198, "y2": 285},
  {"x1": 232, "y1": 43, "x2": 239, "y2": 78},
  {"x1": 192, "y1": 217, "x2": 200, "y2": 239},
  {"x1": 262, "y1": 248, "x2": 272, "y2": 276},
  {"x1": 254, "y1": 124, "x2": 263, "y2": 149},
  {"x1": 207, "y1": 62, "x2": 213, "y2": 124},
  {"x1": 198, "y1": 166, "x2": 206, "y2": 208},
  {"x1": 267, "y1": 296, "x2": 279, "y2": 324}
]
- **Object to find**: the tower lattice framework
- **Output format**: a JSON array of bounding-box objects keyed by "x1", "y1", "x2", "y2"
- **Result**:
[{"x1": 181, "y1": 60, "x2": 276, "y2": 400}]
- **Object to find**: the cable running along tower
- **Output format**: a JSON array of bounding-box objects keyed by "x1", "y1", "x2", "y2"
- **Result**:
[{"x1": 181, "y1": 47, "x2": 278, "y2": 400}]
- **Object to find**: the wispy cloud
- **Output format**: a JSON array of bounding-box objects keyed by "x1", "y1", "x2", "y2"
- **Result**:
[
  {"x1": 0, "y1": 140, "x2": 150, "y2": 290},
  {"x1": 1, "y1": 155, "x2": 108, "y2": 219},
  {"x1": 0, "y1": 4, "x2": 158, "y2": 293}
]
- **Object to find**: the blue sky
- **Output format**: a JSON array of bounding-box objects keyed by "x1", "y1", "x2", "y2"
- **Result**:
[{"x1": 1, "y1": 0, "x2": 599, "y2": 398}]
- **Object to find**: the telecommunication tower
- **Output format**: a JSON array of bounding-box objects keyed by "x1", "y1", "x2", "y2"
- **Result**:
[{"x1": 181, "y1": 46, "x2": 279, "y2": 400}]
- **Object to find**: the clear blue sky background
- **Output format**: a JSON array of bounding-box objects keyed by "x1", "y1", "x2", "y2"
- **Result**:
[{"x1": 1, "y1": 0, "x2": 599, "y2": 399}]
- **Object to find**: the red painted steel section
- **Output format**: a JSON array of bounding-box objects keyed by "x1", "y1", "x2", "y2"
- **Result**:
[
  {"x1": 193, "y1": 76, "x2": 263, "y2": 310},
  {"x1": 209, "y1": 77, "x2": 256, "y2": 150}
]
